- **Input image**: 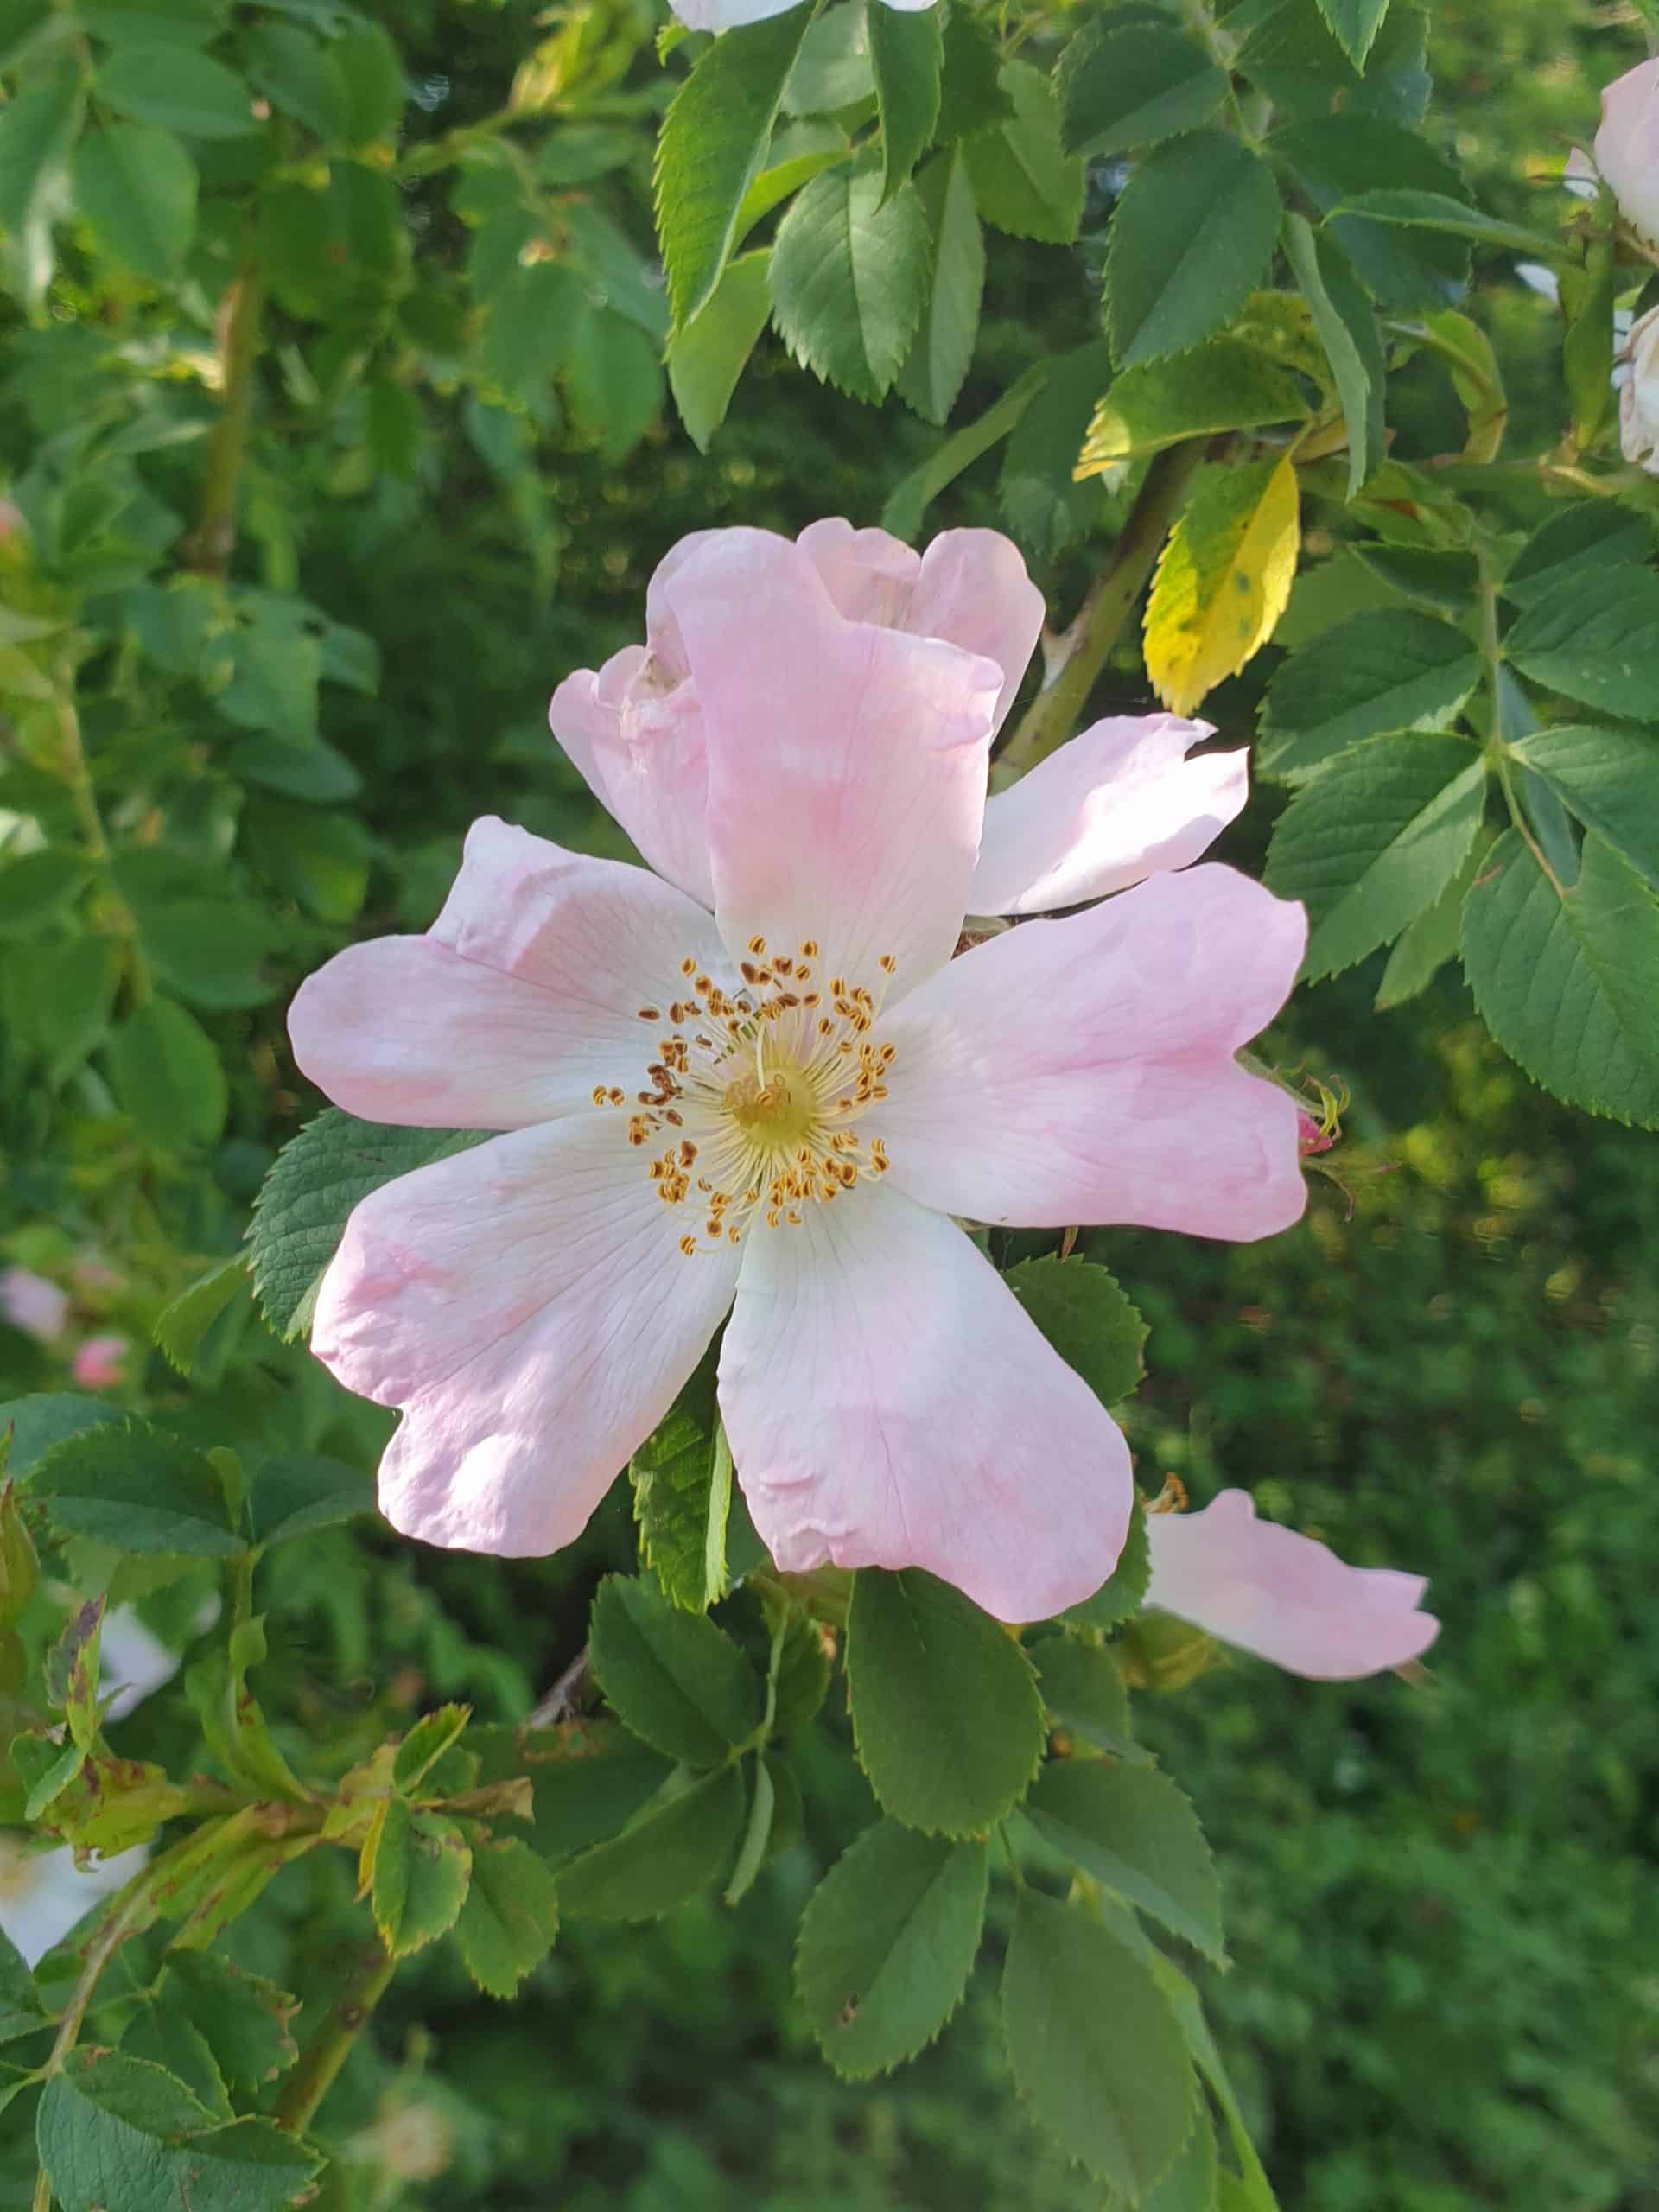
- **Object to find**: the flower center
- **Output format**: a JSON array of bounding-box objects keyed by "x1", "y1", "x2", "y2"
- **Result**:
[{"x1": 596, "y1": 935, "x2": 896, "y2": 1254}]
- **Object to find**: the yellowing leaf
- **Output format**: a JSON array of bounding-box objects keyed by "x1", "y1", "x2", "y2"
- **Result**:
[{"x1": 1143, "y1": 454, "x2": 1300, "y2": 716}]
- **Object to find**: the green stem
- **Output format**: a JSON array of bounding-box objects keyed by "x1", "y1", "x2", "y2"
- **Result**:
[
  {"x1": 995, "y1": 442, "x2": 1206, "y2": 783},
  {"x1": 273, "y1": 1941, "x2": 397, "y2": 2137},
  {"x1": 187, "y1": 260, "x2": 264, "y2": 579},
  {"x1": 1476, "y1": 559, "x2": 1567, "y2": 896},
  {"x1": 54, "y1": 671, "x2": 151, "y2": 1005}
]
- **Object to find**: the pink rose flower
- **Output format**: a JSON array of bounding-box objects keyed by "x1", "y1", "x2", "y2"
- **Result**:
[
  {"x1": 289, "y1": 524, "x2": 1306, "y2": 1623},
  {"x1": 1617, "y1": 302, "x2": 1659, "y2": 473},
  {"x1": 71, "y1": 1334, "x2": 129, "y2": 1391},
  {"x1": 1, "y1": 1268, "x2": 68, "y2": 1343},
  {"x1": 1594, "y1": 57, "x2": 1659, "y2": 243},
  {"x1": 1145, "y1": 1489, "x2": 1440, "y2": 1679}
]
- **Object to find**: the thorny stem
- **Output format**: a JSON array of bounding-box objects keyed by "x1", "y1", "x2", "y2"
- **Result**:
[
  {"x1": 995, "y1": 442, "x2": 1207, "y2": 783},
  {"x1": 273, "y1": 1941, "x2": 398, "y2": 2137},
  {"x1": 187, "y1": 259, "x2": 264, "y2": 579}
]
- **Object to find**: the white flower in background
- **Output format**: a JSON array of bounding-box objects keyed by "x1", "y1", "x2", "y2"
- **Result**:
[
  {"x1": 1595, "y1": 57, "x2": 1659, "y2": 242},
  {"x1": 670, "y1": 0, "x2": 932, "y2": 29},
  {"x1": 1615, "y1": 304, "x2": 1659, "y2": 473},
  {"x1": 0, "y1": 1606, "x2": 177, "y2": 1966},
  {"x1": 1, "y1": 1268, "x2": 68, "y2": 1342}
]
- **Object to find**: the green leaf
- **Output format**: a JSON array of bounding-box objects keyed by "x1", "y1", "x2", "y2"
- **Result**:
[
  {"x1": 588, "y1": 1573, "x2": 761, "y2": 1766},
  {"x1": 1025, "y1": 1762, "x2": 1224, "y2": 1960},
  {"x1": 556, "y1": 1762, "x2": 746, "y2": 1922},
  {"x1": 847, "y1": 1569, "x2": 1046, "y2": 1836},
  {"x1": 36, "y1": 2052, "x2": 321, "y2": 2212},
  {"x1": 246, "y1": 1452, "x2": 371, "y2": 1545},
  {"x1": 1506, "y1": 566, "x2": 1659, "y2": 721},
  {"x1": 248, "y1": 1109, "x2": 488, "y2": 1339},
  {"x1": 1056, "y1": 14, "x2": 1224, "y2": 158},
  {"x1": 121, "y1": 2010, "x2": 231, "y2": 2123},
  {"x1": 1501, "y1": 504, "x2": 1653, "y2": 610},
  {"x1": 0, "y1": 1395, "x2": 120, "y2": 1476},
  {"x1": 1106, "y1": 129, "x2": 1281, "y2": 367},
  {"x1": 1002, "y1": 1890, "x2": 1197, "y2": 2193},
  {"x1": 392, "y1": 1704, "x2": 471, "y2": 1792},
  {"x1": 962, "y1": 60, "x2": 1082, "y2": 244},
  {"x1": 1373, "y1": 834, "x2": 1485, "y2": 1009},
  {"x1": 26, "y1": 1417, "x2": 243, "y2": 1555},
  {"x1": 1268, "y1": 117, "x2": 1468, "y2": 308},
  {"x1": 1561, "y1": 230, "x2": 1618, "y2": 447},
  {"x1": 137, "y1": 899, "x2": 279, "y2": 1011},
  {"x1": 997, "y1": 339, "x2": 1112, "y2": 560},
  {"x1": 1006, "y1": 1256, "x2": 1147, "y2": 1407},
  {"x1": 630, "y1": 1364, "x2": 738, "y2": 1613},
  {"x1": 153, "y1": 1258, "x2": 248, "y2": 1378},
  {"x1": 869, "y1": 0, "x2": 941, "y2": 201},
  {"x1": 1237, "y1": 0, "x2": 1427, "y2": 124},
  {"x1": 0, "y1": 850, "x2": 87, "y2": 934},
  {"x1": 935, "y1": 3, "x2": 1011, "y2": 142},
  {"x1": 1060, "y1": 1491, "x2": 1152, "y2": 1632},
  {"x1": 331, "y1": 20, "x2": 404, "y2": 146},
  {"x1": 797, "y1": 1819, "x2": 988, "y2": 2077},
  {"x1": 7, "y1": 934, "x2": 122, "y2": 1082},
  {"x1": 72, "y1": 124, "x2": 197, "y2": 282},
  {"x1": 896, "y1": 149, "x2": 983, "y2": 427},
  {"x1": 0, "y1": 64, "x2": 80, "y2": 303},
  {"x1": 1331, "y1": 185, "x2": 1562, "y2": 259},
  {"x1": 667, "y1": 250, "x2": 772, "y2": 452},
  {"x1": 1265, "y1": 734, "x2": 1486, "y2": 978},
  {"x1": 657, "y1": 4, "x2": 815, "y2": 326},
  {"x1": 0, "y1": 1927, "x2": 42, "y2": 2045},
  {"x1": 509, "y1": 1724, "x2": 673, "y2": 1866},
  {"x1": 1461, "y1": 829, "x2": 1659, "y2": 1128},
  {"x1": 1261, "y1": 609, "x2": 1480, "y2": 781},
  {"x1": 1282, "y1": 213, "x2": 1385, "y2": 499},
  {"x1": 1510, "y1": 726, "x2": 1659, "y2": 889},
  {"x1": 881, "y1": 360, "x2": 1046, "y2": 539},
  {"x1": 769, "y1": 165, "x2": 930, "y2": 402},
  {"x1": 783, "y1": 3, "x2": 873, "y2": 116},
  {"x1": 166, "y1": 1953, "x2": 298, "y2": 2092},
  {"x1": 1314, "y1": 0, "x2": 1391, "y2": 67},
  {"x1": 94, "y1": 46, "x2": 256, "y2": 138},
  {"x1": 454, "y1": 1838, "x2": 561, "y2": 1997},
  {"x1": 372, "y1": 1799, "x2": 472, "y2": 1956},
  {"x1": 721, "y1": 1749, "x2": 775, "y2": 1905},
  {"x1": 732, "y1": 118, "x2": 850, "y2": 241},
  {"x1": 257, "y1": 164, "x2": 405, "y2": 322},
  {"x1": 1077, "y1": 338, "x2": 1307, "y2": 477},
  {"x1": 108, "y1": 996, "x2": 228, "y2": 1148},
  {"x1": 243, "y1": 22, "x2": 340, "y2": 139},
  {"x1": 1033, "y1": 1638, "x2": 1136, "y2": 1757},
  {"x1": 772, "y1": 1611, "x2": 833, "y2": 1733}
]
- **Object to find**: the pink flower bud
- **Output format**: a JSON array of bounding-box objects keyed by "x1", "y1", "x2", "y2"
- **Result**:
[
  {"x1": 1594, "y1": 57, "x2": 1659, "y2": 244},
  {"x1": 71, "y1": 1334, "x2": 129, "y2": 1391},
  {"x1": 1, "y1": 1268, "x2": 68, "y2": 1343},
  {"x1": 1297, "y1": 1111, "x2": 1334, "y2": 1157}
]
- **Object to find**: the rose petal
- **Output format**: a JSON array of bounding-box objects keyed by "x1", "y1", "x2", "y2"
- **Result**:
[
  {"x1": 1596, "y1": 59, "x2": 1659, "y2": 240},
  {"x1": 719, "y1": 1185, "x2": 1132, "y2": 1621},
  {"x1": 1145, "y1": 1489, "x2": 1440, "y2": 1680},
  {"x1": 797, "y1": 518, "x2": 921, "y2": 627},
  {"x1": 661, "y1": 531, "x2": 1004, "y2": 995},
  {"x1": 0, "y1": 1841, "x2": 149, "y2": 1968},
  {"x1": 290, "y1": 817, "x2": 728, "y2": 1128},
  {"x1": 549, "y1": 646, "x2": 715, "y2": 906},
  {"x1": 313, "y1": 1115, "x2": 741, "y2": 1554},
  {"x1": 874, "y1": 864, "x2": 1307, "y2": 1241},
  {"x1": 971, "y1": 715, "x2": 1248, "y2": 915},
  {"x1": 906, "y1": 528, "x2": 1045, "y2": 735}
]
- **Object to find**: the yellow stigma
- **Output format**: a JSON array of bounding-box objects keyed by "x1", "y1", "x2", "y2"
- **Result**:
[{"x1": 602, "y1": 936, "x2": 897, "y2": 1251}]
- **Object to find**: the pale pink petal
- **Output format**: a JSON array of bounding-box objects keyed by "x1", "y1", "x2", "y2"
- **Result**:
[
  {"x1": 1, "y1": 1268, "x2": 68, "y2": 1341},
  {"x1": 1563, "y1": 145, "x2": 1598, "y2": 199},
  {"x1": 1596, "y1": 59, "x2": 1659, "y2": 239},
  {"x1": 719, "y1": 1186, "x2": 1132, "y2": 1622},
  {"x1": 1144, "y1": 1490, "x2": 1440, "y2": 1680},
  {"x1": 289, "y1": 817, "x2": 727, "y2": 1128},
  {"x1": 660, "y1": 531, "x2": 1004, "y2": 995},
  {"x1": 874, "y1": 865, "x2": 1307, "y2": 1240},
  {"x1": 71, "y1": 1335, "x2": 128, "y2": 1391},
  {"x1": 906, "y1": 529, "x2": 1045, "y2": 735},
  {"x1": 548, "y1": 647, "x2": 715, "y2": 907},
  {"x1": 314, "y1": 1116, "x2": 741, "y2": 1556},
  {"x1": 971, "y1": 715, "x2": 1248, "y2": 915},
  {"x1": 796, "y1": 518, "x2": 921, "y2": 627}
]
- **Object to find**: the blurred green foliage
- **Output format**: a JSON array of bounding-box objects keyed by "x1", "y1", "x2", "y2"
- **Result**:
[{"x1": 1, "y1": 0, "x2": 1656, "y2": 2204}]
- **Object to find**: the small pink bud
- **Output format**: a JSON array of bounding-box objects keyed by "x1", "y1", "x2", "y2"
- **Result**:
[
  {"x1": 71, "y1": 1334, "x2": 129, "y2": 1391},
  {"x1": 1297, "y1": 1112, "x2": 1334, "y2": 1157},
  {"x1": 1, "y1": 1268, "x2": 68, "y2": 1343}
]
